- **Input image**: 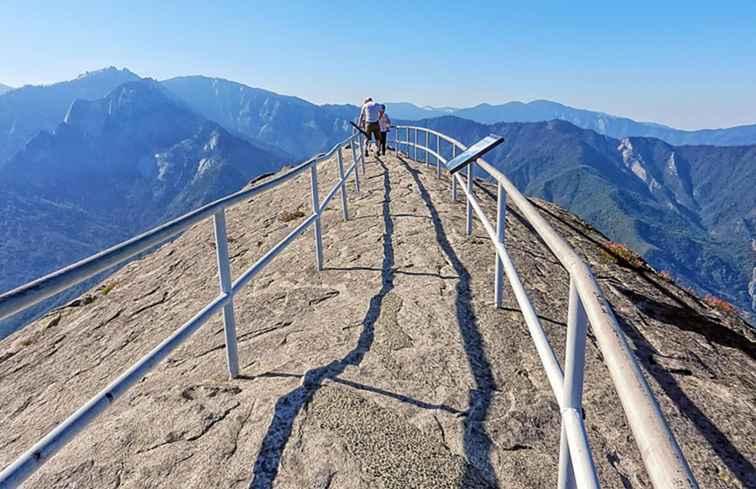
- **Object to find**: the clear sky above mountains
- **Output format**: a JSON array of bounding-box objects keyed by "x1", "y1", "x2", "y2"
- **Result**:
[{"x1": 1, "y1": 0, "x2": 754, "y2": 130}]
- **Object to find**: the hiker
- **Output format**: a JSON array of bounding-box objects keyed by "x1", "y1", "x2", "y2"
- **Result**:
[
  {"x1": 378, "y1": 104, "x2": 391, "y2": 156},
  {"x1": 357, "y1": 97, "x2": 382, "y2": 156}
]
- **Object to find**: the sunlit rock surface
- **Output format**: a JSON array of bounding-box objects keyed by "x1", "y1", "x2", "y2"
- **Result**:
[{"x1": 1, "y1": 149, "x2": 754, "y2": 488}]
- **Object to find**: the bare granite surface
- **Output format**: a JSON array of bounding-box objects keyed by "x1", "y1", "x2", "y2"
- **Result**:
[{"x1": 1, "y1": 148, "x2": 754, "y2": 488}]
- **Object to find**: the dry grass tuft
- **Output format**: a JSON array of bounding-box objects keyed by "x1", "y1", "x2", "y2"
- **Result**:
[
  {"x1": 278, "y1": 209, "x2": 306, "y2": 223},
  {"x1": 604, "y1": 242, "x2": 646, "y2": 269},
  {"x1": 659, "y1": 271, "x2": 673, "y2": 283},
  {"x1": 98, "y1": 281, "x2": 118, "y2": 296},
  {"x1": 703, "y1": 294, "x2": 738, "y2": 316}
]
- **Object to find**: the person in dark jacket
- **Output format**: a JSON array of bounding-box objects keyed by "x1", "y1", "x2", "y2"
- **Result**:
[{"x1": 378, "y1": 105, "x2": 391, "y2": 156}]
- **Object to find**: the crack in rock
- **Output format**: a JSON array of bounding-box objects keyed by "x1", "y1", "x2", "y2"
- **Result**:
[{"x1": 129, "y1": 291, "x2": 169, "y2": 317}]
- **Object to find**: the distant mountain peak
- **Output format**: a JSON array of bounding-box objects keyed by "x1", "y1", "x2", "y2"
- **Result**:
[
  {"x1": 163, "y1": 75, "x2": 293, "y2": 101},
  {"x1": 75, "y1": 66, "x2": 140, "y2": 80},
  {"x1": 106, "y1": 78, "x2": 168, "y2": 99},
  {"x1": 0, "y1": 83, "x2": 14, "y2": 95},
  {"x1": 63, "y1": 78, "x2": 176, "y2": 133}
]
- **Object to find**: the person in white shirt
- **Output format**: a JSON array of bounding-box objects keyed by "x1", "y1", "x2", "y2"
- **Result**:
[
  {"x1": 378, "y1": 105, "x2": 391, "y2": 156},
  {"x1": 357, "y1": 97, "x2": 382, "y2": 156}
]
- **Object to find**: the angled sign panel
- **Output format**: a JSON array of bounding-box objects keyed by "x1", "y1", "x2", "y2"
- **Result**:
[{"x1": 445, "y1": 134, "x2": 504, "y2": 174}]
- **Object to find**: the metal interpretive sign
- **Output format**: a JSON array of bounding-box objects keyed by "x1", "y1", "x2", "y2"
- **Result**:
[{"x1": 445, "y1": 134, "x2": 504, "y2": 174}]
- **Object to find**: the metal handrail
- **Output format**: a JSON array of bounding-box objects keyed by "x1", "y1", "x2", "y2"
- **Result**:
[
  {"x1": 0, "y1": 123, "x2": 699, "y2": 488},
  {"x1": 0, "y1": 133, "x2": 365, "y2": 488},
  {"x1": 394, "y1": 125, "x2": 698, "y2": 489}
]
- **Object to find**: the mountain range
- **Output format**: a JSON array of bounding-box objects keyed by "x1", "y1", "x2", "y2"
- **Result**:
[
  {"x1": 0, "y1": 68, "x2": 141, "y2": 163},
  {"x1": 0, "y1": 77, "x2": 283, "y2": 336},
  {"x1": 161, "y1": 76, "x2": 357, "y2": 160},
  {"x1": 407, "y1": 116, "x2": 755, "y2": 317},
  {"x1": 0, "y1": 67, "x2": 753, "y2": 329},
  {"x1": 0, "y1": 83, "x2": 13, "y2": 95},
  {"x1": 385, "y1": 100, "x2": 756, "y2": 147}
]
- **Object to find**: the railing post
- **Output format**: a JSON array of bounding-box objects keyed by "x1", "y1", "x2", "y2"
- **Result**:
[
  {"x1": 212, "y1": 210, "x2": 239, "y2": 379},
  {"x1": 358, "y1": 133, "x2": 366, "y2": 174},
  {"x1": 351, "y1": 138, "x2": 361, "y2": 192},
  {"x1": 435, "y1": 133, "x2": 441, "y2": 177},
  {"x1": 564, "y1": 277, "x2": 588, "y2": 412},
  {"x1": 558, "y1": 430, "x2": 576, "y2": 489},
  {"x1": 451, "y1": 145, "x2": 457, "y2": 201},
  {"x1": 425, "y1": 130, "x2": 429, "y2": 166},
  {"x1": 409, "y1": 127, "x2": 412, "y2": 160},
  {"x1": 310, "y1": 162, "x2": 324, "y2": 270},
  {"x1": 494, "y1": 182, "x2": 507, "y2": 308},
  {"x1": 466, "y1": 162, "x2": 474, "y2": 236},
  {"x1": 414, "y1": 127, "x2": 418, "y2": 161},
  {"x1": 557, "y1": 277, "x2": 598, "y2": 489},
  {"x1": 337, "y1": 147, "x2": 349, "y2": 221}
]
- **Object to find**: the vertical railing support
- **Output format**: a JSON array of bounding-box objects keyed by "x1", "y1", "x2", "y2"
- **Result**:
[
  {"x1": 364, "y1": 131, "x2": 369, "y2": 174},
  {"x1": 351, "y1": 138, "x2": 361, "y2": 193},
  {"x1": 414, "y1": 127, "x2": 418, "y2": 161},
  {"x1": 425, "y1": 130, "x2": 429, "y2": 166},
  {"x1": 557, "y1": 278, "x2": 599, "y2": 489},
  {"x1": 358, "y1": 134, "x2": 366, "y2": 174},
  {"x1": 564, "y1": 278, "x2": 588, "y2": 411},
  {"x1": 466, "y1": 162, "x2": 474, "y2": 236},
  {"x1": 337, "y1": 147, "x2": 349, "y2": 221},
  {"x1": 451, "y1": 145, "x2": 457, "y2": 201},
  {"x1": 212, "y1": 210, "x2": 239, "y2": 379},
  {"x1": 310, "y1": 162, "x2": 324, "y2": 271},
  {"x1": 558, "y1": 430, "x2": 576, "y2": 489},
  {"x1": 436, "y1": 133, "x2": 441, "y2": 178},
  {"x1": 494, "y1": 182, "x2": 507, "y2": 308}
]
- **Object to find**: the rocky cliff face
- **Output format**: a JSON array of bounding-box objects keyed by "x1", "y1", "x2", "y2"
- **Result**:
[
  {"x1": 0, "y1": 67, "x2": 140, "y2": 163},
  {"x1": 412, "y1": 117, "x2": 756, "y2": 319},
  {"x1": 0, "y1": 79, "x2": 284, "y2": 339},
  {"x1": 161, "y1": 76, "x2": 357, "y2": 160},
  {"x1": 0, "y1": 150, "x2": 754, "y2": 488},
  {"x1": 750, "y1": 240, "x2": 756, "y2": 313}
]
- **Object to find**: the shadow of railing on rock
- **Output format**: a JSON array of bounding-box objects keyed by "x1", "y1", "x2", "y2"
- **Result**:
[
  {"x1": 325, "y1": 265, "x2": 459, "y2": 281},
  {"x1": 613, "y1": 290, "x2": 756, "y2": 487},
  {"x1": 250, "y1": 372, "x2": 465, "y2": 416},
  {"x1": 397, "y1": 154, "x2": 500, "y2": 488},
  {"x1": 249, "y1": 158, "x2": 396, "y2": 489}
]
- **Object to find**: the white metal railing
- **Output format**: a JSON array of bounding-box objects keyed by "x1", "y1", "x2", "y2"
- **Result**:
[
  {"x1": 394, "y1": 125, "x2": 699, "y2": 489},
  {"x1": 0, "y1": 124, "x2": 700, "y2": 489},
  {"x1": 0, "y1": 131, "x2": 368, "y2": 488}
]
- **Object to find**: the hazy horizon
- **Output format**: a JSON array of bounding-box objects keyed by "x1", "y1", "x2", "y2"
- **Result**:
[{"x1": 2, "y1": 1, "x2": 754, "y2": 130}]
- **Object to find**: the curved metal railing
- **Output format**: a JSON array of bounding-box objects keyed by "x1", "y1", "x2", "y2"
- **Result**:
[
  {"x1": 0, "y1": 123, "x2": 699, "y2": 489},
  {"x1": 0, "y1": 131, "x2": 369, "y2": 488},
  {"x1": 395, "y1": 125, "x2": 698, "y2": 489}
]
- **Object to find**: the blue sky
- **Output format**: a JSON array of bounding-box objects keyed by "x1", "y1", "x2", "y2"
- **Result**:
[{"x1": 1, "y1": 1, "x2": 755, "y2": 129}]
